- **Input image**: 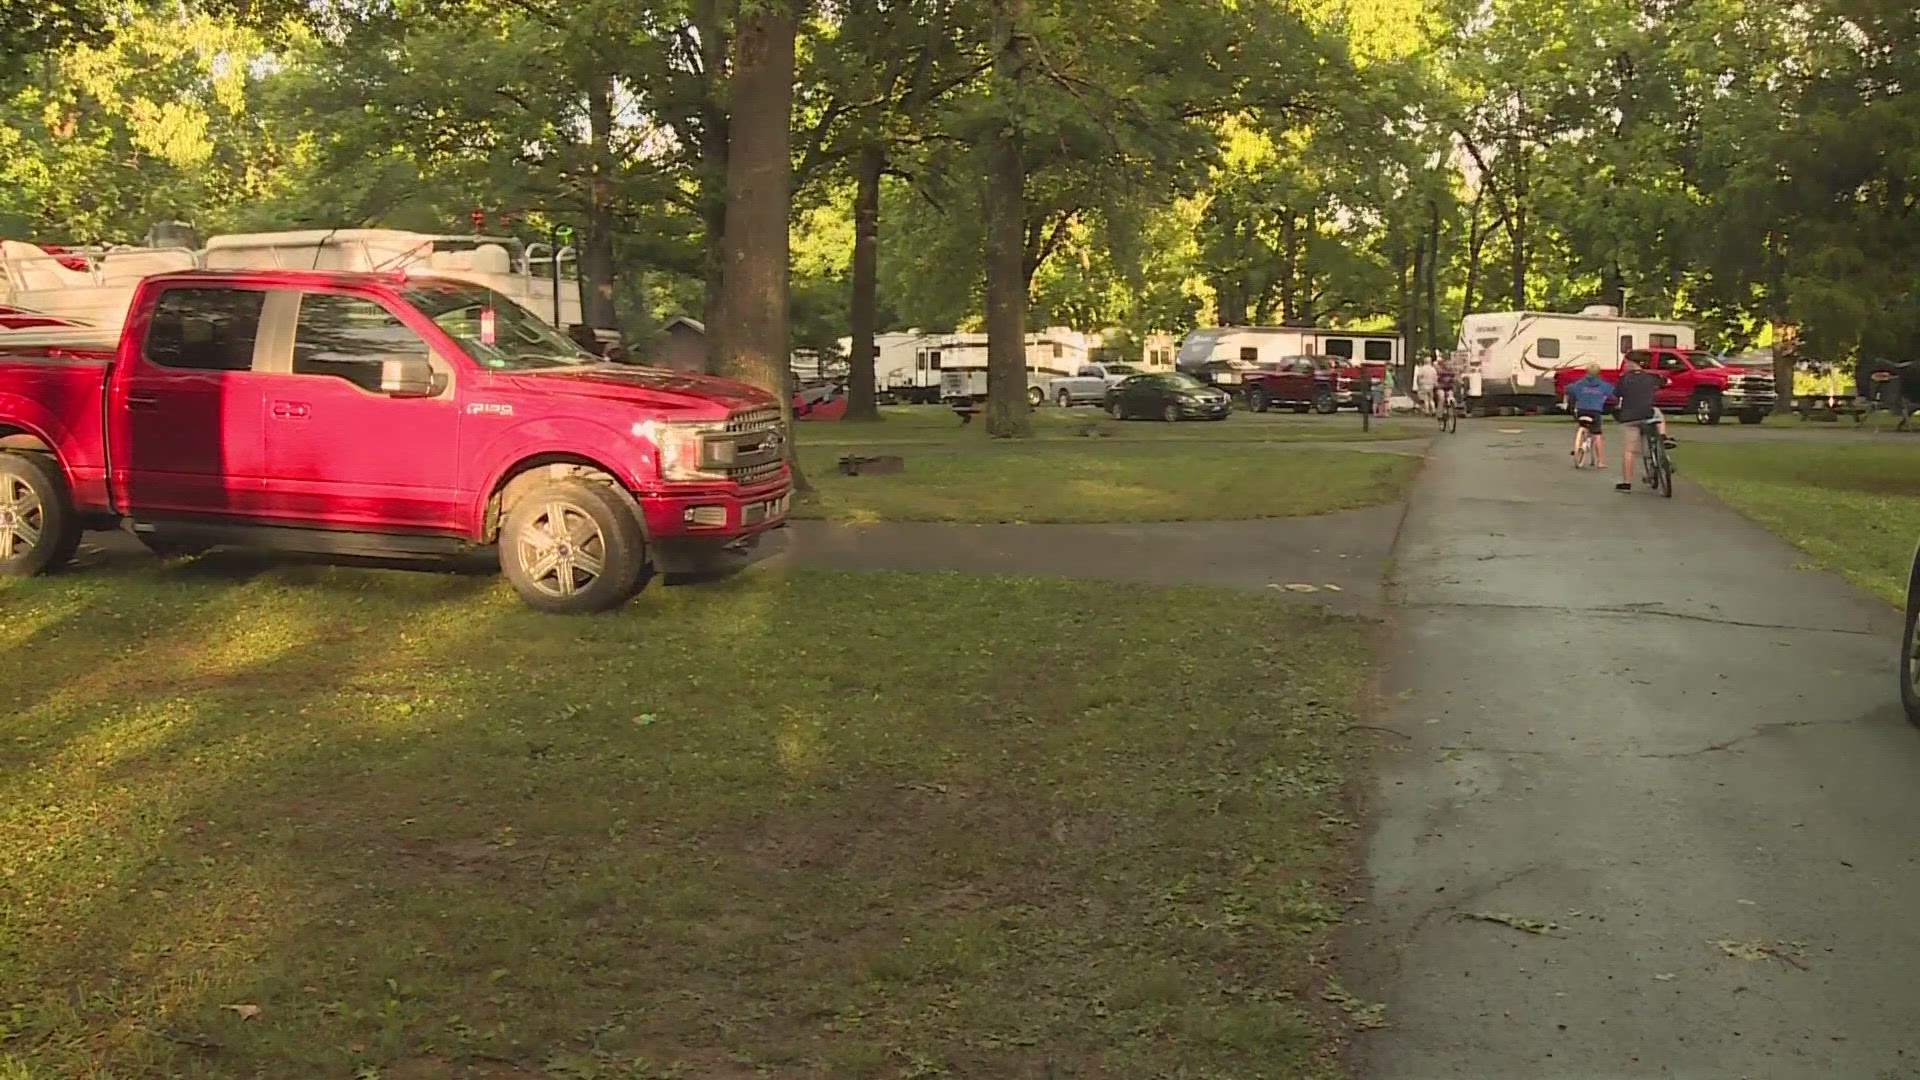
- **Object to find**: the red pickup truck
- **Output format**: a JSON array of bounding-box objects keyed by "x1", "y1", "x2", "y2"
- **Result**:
[
  {"x1": 1241, "y1": 355, "x2": 1349, "y2": 414},
  {"x1": 1551, "y1": 347, "x2": 1778, "y2": 425},
  {"x1": 0, "y1": 269, "x2": 791, "y2": 612}
]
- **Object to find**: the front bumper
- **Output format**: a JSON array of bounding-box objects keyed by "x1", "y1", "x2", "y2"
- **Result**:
[
  {"x1": 639, "y1": 476, "x2": 792, "y2": 542},
  {"x1": 1179, "y1": 399, "x2": 1234, "y2": 419},
  {"x1": 1722, "y1": 389, "x2": 1778, "y2": 412}
]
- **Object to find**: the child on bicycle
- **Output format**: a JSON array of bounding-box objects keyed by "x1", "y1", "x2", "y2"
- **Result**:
[
  {"x1": 1563, "y1": 363, "x2": 1615, "y2": 468},
  {"x1": 1434, "y1": 361, "x2": 1458, "y2": 418},
  {"x1": 1614, "y1": 353, "x2": 1674, "y2": 493}
]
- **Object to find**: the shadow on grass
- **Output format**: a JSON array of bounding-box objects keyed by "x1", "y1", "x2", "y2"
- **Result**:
[{"x1": 3, "y1": 564, "x2": 1369, "y2": 1079}]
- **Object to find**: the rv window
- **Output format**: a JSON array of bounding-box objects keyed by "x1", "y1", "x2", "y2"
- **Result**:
[
  {"x1": 1363, "y1": 340, "x2": 1393, "y2": 363},
  {"x1": 1650, "y1": 333, "x2": 1679, "y2": 348},
  {"x1": 1620, "y1": 335, "x2": 1634, "y2": 353},
  {"x1": 872, "y1": 345, "x2": 881, "y2": 358},
  {"x1": 1324, "y1": 339, "x2": 1354, "y2": 360},
  {"x1": 1052, "y1": 343, "x2": 1063, "y2": 359},
  {"x1": 1239, "y1": 346, "x2": 1259, "y2": 363},
  {"x1": 143, "y1": 287, "x2": 267, "y2": 372},
  {"x1": 1537, "y1": 338, "x2": 1561, "y2": 360},
  {"x1": 928, "y1": 350, "x2": 941, "y2": 370}
]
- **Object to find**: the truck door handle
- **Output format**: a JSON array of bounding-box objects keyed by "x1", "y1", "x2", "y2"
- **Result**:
[
  {"x1": 270, "y1": 401, "x2": 311, "y2": 420},
  {"x1": 124, "y1": 394, "x2": 160, "y2": 412}
]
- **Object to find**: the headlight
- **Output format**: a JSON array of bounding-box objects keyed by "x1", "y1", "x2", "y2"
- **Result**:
[{"x1": 635, "y1": 419, "x2": 729, "y2": 481}]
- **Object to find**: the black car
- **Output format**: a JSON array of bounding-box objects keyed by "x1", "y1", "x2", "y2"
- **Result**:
[{"x1": 1105, "y1": 372, "x2": 1233, "y2": 422}]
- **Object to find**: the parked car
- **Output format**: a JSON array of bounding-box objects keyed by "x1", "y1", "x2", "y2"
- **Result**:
[
  {"x1": 1104, "y1": 372, "x2": 1232, "y2": 422},
  {"x1": 1045, "y1": 362, "x2": 1140, "y2": 407},
  {"x1": 1905, "y1": 540, "x2": 1920, "y2": 725},
  {"x1": 0, "y1": 269, "x2": 791, "y2": 614},
  {"x1": 1242, "y1": 355, "x2": 1348, "y2": 414},
  {"x1": 1550, "y1": 347, "x2": 1777, "y2": 425}
]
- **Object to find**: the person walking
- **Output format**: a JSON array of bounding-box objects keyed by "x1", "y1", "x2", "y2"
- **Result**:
[
  {"x1": 1614, "y1": 353, "x2": 1672, "y2": 492},
  {"x1": 1414, "y1": 357, "x2": 1438, "y2": 416}
]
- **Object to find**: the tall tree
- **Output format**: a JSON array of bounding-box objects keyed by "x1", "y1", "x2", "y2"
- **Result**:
[{"x1": 982, "y1": 0, "x2": 1031, "y2": 437}]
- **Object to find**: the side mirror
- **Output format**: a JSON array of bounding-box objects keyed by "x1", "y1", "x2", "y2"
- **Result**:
[{"x1": 380, "y1": 354, "x2": 438, "y2": 398}]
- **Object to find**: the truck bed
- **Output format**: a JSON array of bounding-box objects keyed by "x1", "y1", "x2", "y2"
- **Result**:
[{"x1": 0, "y1": 350, "x2": 113, "y2": 513}]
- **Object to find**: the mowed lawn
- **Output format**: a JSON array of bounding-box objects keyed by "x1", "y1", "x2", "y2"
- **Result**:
[
  {"x1": 1, "y1": 561, "x2": 1374, "y2": 1079},
  {"x1": 1684, "y1": 440, "x2": 1920, "y2": 605},
  {"x1": 798, "y1": 443, "x2": 1421, "y2": 524}
]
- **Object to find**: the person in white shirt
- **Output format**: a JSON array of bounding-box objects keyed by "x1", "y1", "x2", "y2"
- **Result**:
[{"x1": 1414, "y1": 359, "x2": 1438, "y2": 415}]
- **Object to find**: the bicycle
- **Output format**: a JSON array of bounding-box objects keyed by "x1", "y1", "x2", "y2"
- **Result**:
[
  {"x1": 1637, "y1": 419, "x2": 1674, "y2": 498},
  {"x1": 1573, "y1": 423, "x2": 1600, "y2": 469},
  {"x1": 1438, "y1": 389, "x2": 1459, "y2": 433}
]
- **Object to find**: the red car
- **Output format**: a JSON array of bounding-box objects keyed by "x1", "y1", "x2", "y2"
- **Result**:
[{"x1": 0, "y1": 269, "x2": 790, "y2": 612}]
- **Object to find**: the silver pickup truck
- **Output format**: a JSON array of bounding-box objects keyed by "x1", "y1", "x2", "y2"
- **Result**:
[{"x1": 1045, "y1": 362, "x2": 1140, "y2": 407}]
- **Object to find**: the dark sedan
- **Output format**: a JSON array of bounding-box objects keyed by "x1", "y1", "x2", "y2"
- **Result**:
[{"x1": 1105, "y1": 372, "x2": 1233, "y2": 422}]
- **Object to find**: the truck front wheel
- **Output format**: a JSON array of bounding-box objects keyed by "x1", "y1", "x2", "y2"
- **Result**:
[
  {"x1": 1314, "y1": 389, "x2": 1338, "y2": 414},
  {"x1": 1691, "y1": 391, "x2": 1724, "y2": 425},
  {"x1": 1247, "y1": 386, "x2": 1269, "y2": 413},
  {"x1": 0, "y1": 452, "x2": 81, "y2": 577},
  {"x1": 500, "y1": 479, "x2": 649, "y2": 614}
]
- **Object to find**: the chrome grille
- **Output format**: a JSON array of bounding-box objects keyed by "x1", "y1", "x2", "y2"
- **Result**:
[
  {"x1": 726, "y1": 407, "x2": 782, "y2": 434},
  {"x1": 726, "y1": 406, "x2": 788, "y2": 485}
]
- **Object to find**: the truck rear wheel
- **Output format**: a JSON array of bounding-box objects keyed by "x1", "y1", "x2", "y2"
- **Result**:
[
  {"x1": 1247, "y1": 386, "x2": 1269, "y2": 413},
  {"x1": 1056, "y1": 389, "x2": 1073, "y2": 408},
  {"x1": 1027, "y1": 386, "x2": 1044, "y2": 407},
  {"x1": 499, "y1": 479, "x2": 649, "y2": 614},
  {"x1": 1314, "y1": 389, "x2": 1338, "y2": 414},
  {"x1": 0, "y1": 452, "x2": 81, "y2": 577}
]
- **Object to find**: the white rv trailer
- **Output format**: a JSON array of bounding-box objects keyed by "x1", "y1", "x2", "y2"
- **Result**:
[
  {"x1": 1175, "y1": 326, "x2": 1403, "y2": 385},
  {"x1": 1456, "y1": 306, "x2": 1696, "y2": 411},
  {"x1": 936, "y1": 328, "x2": 1090, "y2": 404}
]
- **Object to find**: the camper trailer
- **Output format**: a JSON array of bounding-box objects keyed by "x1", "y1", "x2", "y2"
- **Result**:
[
  {"x1": 1457, "y1": 306, "x2": 1697, "y2": 412},
  {"x1": 936, "y1": 328, "x2": 1089, "y2": 405}
]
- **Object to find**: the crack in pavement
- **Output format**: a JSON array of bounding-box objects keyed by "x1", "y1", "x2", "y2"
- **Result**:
[
  {"x1": 1397, "y1": 600, "x2": 1881, "y2": 637},
  {"x1": 1432, "y1": 716, "x2": 1863, "y2": 762}
]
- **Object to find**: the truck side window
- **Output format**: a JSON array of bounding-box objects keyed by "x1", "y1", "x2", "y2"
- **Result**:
[
  {"x1": 292, "y1": 293, "x2": 430, "y2": 393},
  {"x1": 143, "y1": 287, "x2": 266, "y2": 372},
  {"x1": 1626, "y1": 349, "x2": 1653, "y2": 368},
  {"x1": 1364, "y1": 340, "x2": 1393, "y2": 362},
  {"x1": 1537, "y1": 337, "x2": 1561, "y2": 359},
  {"x1": 1659, "y1": 352, "x2": 1687, "y2": 372}
]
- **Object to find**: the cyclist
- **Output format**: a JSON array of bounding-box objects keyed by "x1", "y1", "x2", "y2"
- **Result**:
[
  {"x1": 1563, "y1": 363, "x2": 1615, "y2": 468},
  {"x1": 1434, "y1": 360, "x2": 1458, "y2": 420},
  {"x1": 1614, "y1": 352, "x2": 1674, "y2": 492}
]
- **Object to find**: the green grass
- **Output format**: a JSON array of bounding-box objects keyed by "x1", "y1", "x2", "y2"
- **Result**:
[
  {"x1": 1683, "y1": 441, "x2": 1920, "y2": 604},
  {"x1": 799, "y1": 443, "x2": 1421, "y2": 524},
  {"x1": 796, "y1": 404, "x2": 1425, "y2": 448},
  {"x1": 0, "y1": 561, "x2": 1372, "y2": 1079}
]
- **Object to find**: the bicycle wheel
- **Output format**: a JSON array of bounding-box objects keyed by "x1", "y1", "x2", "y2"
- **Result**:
[{"x1": 1658, "y1": 445, "x2": 1674, "y2": 498}]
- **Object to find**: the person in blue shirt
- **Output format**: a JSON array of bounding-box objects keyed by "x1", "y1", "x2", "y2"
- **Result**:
[{"x1": 1563, "y1": 363, "x2": 1616, "y2": 469}]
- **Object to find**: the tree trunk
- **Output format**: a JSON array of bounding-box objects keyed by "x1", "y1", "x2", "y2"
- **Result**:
[
  {"x1": 696, "y1": 0, "x2": 731, "y2": 358},
  {"x1": 1509, "y1": 141, "x2": 1527, "y2": 309},
  {"x1": 1409, "y1": 234, "x2": 1427, "y2": 364},
  {"x1": 845, "y1": 141, "x2": 885, "y2": 421},
  {"x1": 1280, "y1": 212, "x2": 1298, "y2": 322},
  {"x1": 1460, "y1": 191, "x2": 1484, "y2": 325},
  {"x1": 1602, "y1": 260, "x2": 1626, "y2": 314},
  {"x1": 1395, "y1": 241, "x2": 1414, "y2": 359},
  {"x1": 711, "y1": 5, "x2": 810, "y2": 488},
  {"x1": 1426, "y1": 199, "x2": 1441, "y2": 365},
  {"x1": 581, "y1": 76, "x2": 619, "y2": 331},
  {"x1": 984, "y1": 0, "x2": 1031, "y2": 438}
]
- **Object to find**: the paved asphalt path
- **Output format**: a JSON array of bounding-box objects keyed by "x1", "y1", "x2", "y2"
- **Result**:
[{"x1": 1349, "y1": 424, "x2": 1919, "y2": 1078}]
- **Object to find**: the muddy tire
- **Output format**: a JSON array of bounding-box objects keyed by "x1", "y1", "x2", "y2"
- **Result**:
[
  {"x1": 499, "y1": 479, "x2": 649, "y2": 614},
  {"x1": 0, "y1": 452, "x2": 80, "y2": 577}
]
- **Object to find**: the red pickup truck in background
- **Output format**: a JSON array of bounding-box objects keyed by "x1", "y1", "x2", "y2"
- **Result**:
[
  {"x1": 0, "y1": 269, "x2": 790, "y2": 612},
  {"x1": 1241, "y1": 355, "x2": 1349, "y2": 414},
  {"x1": 1551, "y1": 347, "x2": 1778, "y2": 425}
]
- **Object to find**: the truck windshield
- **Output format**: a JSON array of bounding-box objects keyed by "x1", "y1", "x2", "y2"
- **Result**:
[
  {"x1": 1685, "y1": 351, "x2": 1723, "y2": 368},
  {"x1": 403, "y1": 283, "x2": 594, "y2": 370}
]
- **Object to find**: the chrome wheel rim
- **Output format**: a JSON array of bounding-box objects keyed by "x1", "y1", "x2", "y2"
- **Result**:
[
  {"x1": 1697, "y1": 398, "x2": 1711, "y2": 423},
  {"x1": 516, "y1": 501, "x2": 608, "y2": 599},
  {"x1": 0, "y1": 474, "x2": 44, "y2": 560}
]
